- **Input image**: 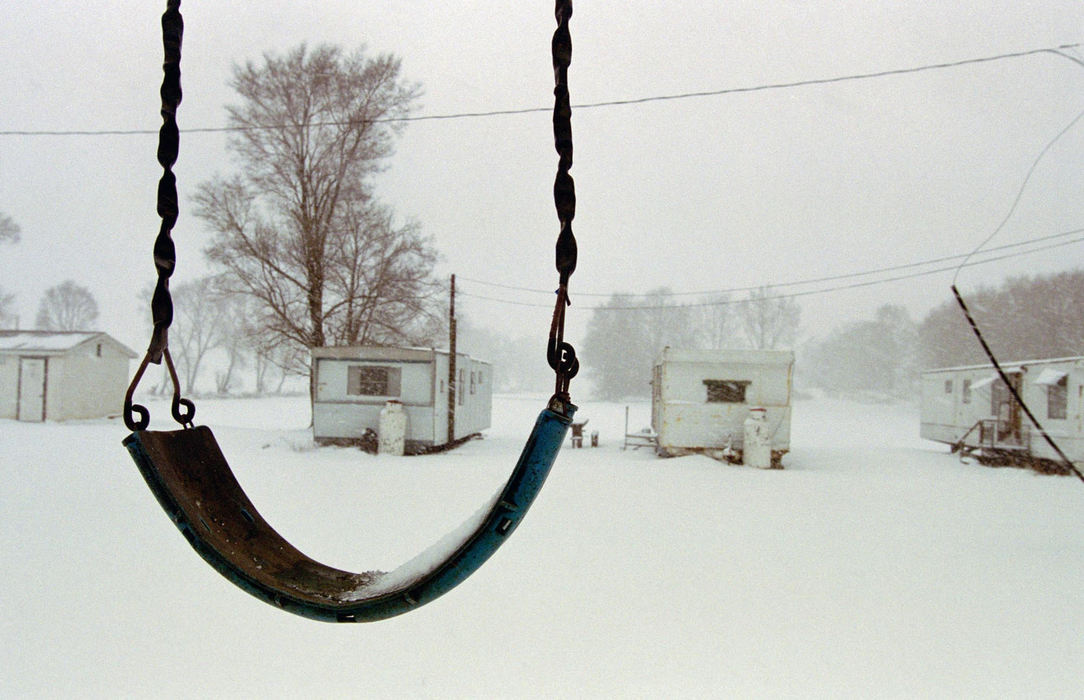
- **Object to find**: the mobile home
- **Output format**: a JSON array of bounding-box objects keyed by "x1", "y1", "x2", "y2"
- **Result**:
[
  {"x1": 920, "y1": 356, "x2": 1083, "y2": 470},
  {"x1": 311, "y1": 346, "x2": 491, "y2": 451},
  {"x1": 651, "y1": 347, "x2": 795, "y2": 465},
  {"x1": 0, "y1": 330, "x2": 137, "y2": 421}
]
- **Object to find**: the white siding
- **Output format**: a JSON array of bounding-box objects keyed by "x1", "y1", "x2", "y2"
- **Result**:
[
  {"x1": 0, "y1": 353, "x2": 18, "y2": 419},
  {"x1": 53, "y1": 341, "x2": 131, "y2": 420},
  {"x1": 652, "y1": 348, "x2": 794, "y2": 453},
  {"x1": 919, "y1": 357, "x2": 1084, "y2": 463},
  {"x1": 310, "y1": 347, "x2": 492, "y2": 446},
  {"x1": 0, "y1": 335, "x2": 133, "y2": 421}
]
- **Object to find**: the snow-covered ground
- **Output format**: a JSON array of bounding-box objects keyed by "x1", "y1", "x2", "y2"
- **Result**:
[{"x1": 2, "y1": 394, "x2": 1081, "y2": 698}]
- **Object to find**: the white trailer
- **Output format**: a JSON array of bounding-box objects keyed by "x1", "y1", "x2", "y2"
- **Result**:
[
  {"x1": 651, "y1": 347, "x2": 795, "y2": 466},
  {"x1": 312, "y1": 346, "x2": 491, "y2": 452},
  {"x1": 920, "y1": 356, "x2": 1083, "y2": 471},
  {"x1": 0, "y1": 331, "x2": 136, "y2": 421}
]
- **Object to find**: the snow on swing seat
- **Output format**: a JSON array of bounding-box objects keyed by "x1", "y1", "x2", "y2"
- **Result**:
[{"x1": 123, "y1": 402, "x2": 573, "y2": 622}]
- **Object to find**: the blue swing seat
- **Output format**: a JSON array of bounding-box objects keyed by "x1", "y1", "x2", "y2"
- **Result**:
[{"x1": 123, "y1": 398, "x2": 574, "y2": 622}]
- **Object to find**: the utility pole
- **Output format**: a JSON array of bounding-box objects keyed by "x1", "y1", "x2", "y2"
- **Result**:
[{"x1": 447, "y1": 274, "x2": 457, "y2": 444}]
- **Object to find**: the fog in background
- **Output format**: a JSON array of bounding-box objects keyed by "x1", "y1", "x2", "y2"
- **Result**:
[{"x1": 2, "y1": 2, "x2": 1081, "y2": 395}]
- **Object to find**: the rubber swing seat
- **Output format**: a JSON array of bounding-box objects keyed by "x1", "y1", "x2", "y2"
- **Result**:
[{"x1": 123, "y1": 399, "x2": 574, "y2": 622}]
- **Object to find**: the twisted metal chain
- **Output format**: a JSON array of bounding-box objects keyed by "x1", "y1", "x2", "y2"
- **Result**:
[
  {"x1": 124, "y1": 0, "x2": 194, "y2": 431},
  {"x1": 548, "y1": 0, "x2": 580, "y2": 399}
]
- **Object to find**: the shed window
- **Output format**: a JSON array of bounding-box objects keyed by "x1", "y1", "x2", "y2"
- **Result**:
[
  {"x1": 704, "y1": 379, "x2": 749, "y2": 403},
  {"x1": 347, "y1": 366, "x2": 401, "y2": 397},
  {"x1": 1047, "y1": 375, "x2": 1067, "y2": 420},
  {"x1": 944, "y1": 379, "x2": 953, "y2": 394},
  {"x1": 962, "y1": 379, "x2": 971, "y2": 404}
]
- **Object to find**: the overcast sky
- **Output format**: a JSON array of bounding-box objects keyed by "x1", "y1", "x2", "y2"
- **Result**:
[{"x1": 1, "y1": 1, "x2": 1082, "y2": 355}]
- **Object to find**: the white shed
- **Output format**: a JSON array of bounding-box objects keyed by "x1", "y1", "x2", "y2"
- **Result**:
[
  {"x1": 651, "y1": 347, "x2": 795, "y2": 465},
  {"x1": 920, "y1": 356, "x2": 1083, "y2": 469},
  {"x1": 0, "y1": 331, "x2": 137, "y2": 422},
  {"x1": 311, "y1": 346, "x2": 492, "y2": 451}
]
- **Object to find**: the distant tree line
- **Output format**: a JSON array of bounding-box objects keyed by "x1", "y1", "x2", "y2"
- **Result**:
[
  {"x1": 578, "y1": 268, "x2": 1082, "y2": 402},
  {"x1": 919, "y1": 269, "x2": 1084, "y2": 368},
  {"x1": 805, "y1": 304, "x2": 918, "y2": 399},
  {"x1": 582, "y1": 286, "x2": 801, "y2": 400},
  {"x1": 803, "y1": 268, "x2": 1083, "y2": 400}
]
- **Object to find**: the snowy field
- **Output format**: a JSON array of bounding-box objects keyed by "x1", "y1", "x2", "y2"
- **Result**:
[{"x1": 2, "y1": 394, "x2": 1081, "y2": 698}]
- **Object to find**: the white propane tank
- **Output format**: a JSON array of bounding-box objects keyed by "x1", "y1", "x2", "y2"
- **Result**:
[
  {"x1": 742, "y1": 407, "x2": 772, "y2": 469},
  {"x1": 378, "y1": 400, "x2": 407, "y2": 456}
]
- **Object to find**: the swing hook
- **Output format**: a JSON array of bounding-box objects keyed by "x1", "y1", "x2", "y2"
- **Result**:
[{"x1": 123, "y1": 347, "x2": 195, "y2": 431}]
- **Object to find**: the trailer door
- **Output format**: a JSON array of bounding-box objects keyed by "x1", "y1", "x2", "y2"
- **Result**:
[
  {"x1": 991, "y1": 372, "x2": 1023, "y2": 445},
  {"x1": 18, "y1": 357, "x2": 46, "y2": 422}
]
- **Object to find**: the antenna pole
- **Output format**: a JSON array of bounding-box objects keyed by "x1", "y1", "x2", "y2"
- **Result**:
[{"x1": 448, "y1": 274, "x2": 457, "y2": 445}]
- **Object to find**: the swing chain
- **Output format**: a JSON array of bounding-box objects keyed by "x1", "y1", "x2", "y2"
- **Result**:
[
  {"x1": 124, "y1": 0, "x2": 195, "y2": 431},
  {"x1": 548, "y1": 0, "x2": 580, "y2": 401}
]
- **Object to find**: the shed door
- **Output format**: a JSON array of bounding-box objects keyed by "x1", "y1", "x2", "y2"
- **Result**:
[{"x1": 18, "y1": 357, "x2": 46, "y2": 422}]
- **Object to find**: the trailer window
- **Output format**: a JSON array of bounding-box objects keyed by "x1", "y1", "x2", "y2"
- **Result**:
[
  {"x1": 704, "y1": 380, "x2": 749, "y2": 403},
  {"x1": 1048, "y1": 376, "x2": 1067, "y2": 420},
  {"x1": 347, "y1": 366, "x2": 401, "y2": 397}
]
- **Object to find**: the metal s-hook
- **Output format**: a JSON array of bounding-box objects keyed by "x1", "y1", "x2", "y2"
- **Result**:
[
  {"x1": 123, "y1": 347, "x2": 196, "y2": 431},
  {"x1": 164, "y1": 349, "x2": 195, "y2": 428},
  {"x1": 124, "y1": 354, "x2": 153, "y2": 431}
]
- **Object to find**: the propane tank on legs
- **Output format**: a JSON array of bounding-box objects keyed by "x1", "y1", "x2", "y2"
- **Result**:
[
  {"x1": 743, "y1": 407, "x2": 771, "y2": 469},
  {"x1": 378, "y1": 399, "x2": 408, "y2": 456}
]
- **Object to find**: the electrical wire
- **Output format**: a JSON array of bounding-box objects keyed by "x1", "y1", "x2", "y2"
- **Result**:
[
  {"x1": 954, "y1": 106, "x2": 1084, "y2": 285},
  {"x1": 1, "y1": 43, "x2": 1078, "y2": 137},
  {"x1": 456, "y1": 232, "x2": 1084, "y2": 310},
  {"x1": 458, "y1": 226, "x2": 1084, "y2": 299}
]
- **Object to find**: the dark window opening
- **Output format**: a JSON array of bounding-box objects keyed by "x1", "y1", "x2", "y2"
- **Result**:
[
  {"x1": 1048, "y1": 376, "x2": 1067, "y2": 420},
  {"x1": 704, "y1": 379, "x2": 749, "y2": 403},
  {"x1": 347, "y1": 366, "x2": 401, "y2": 397},
  {"x1": 962, "y1": 379, "x2": 971, "y2": 404},
  {"x1": 944, "y1": 379, "x2": 953, "y2": 394}
]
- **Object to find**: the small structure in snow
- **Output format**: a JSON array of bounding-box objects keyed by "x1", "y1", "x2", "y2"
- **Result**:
[
  {"x1": 0, "y1": 330, "x2": 137, "y2": 421},
  {"x1": 651, "y1": 347, "x2": 795, "y2": 466},
  {"x1": 920, "y1": 355, "x2": 1083, "y2": 472},
  {"x1": 311, "y1": 345, "x2": 492, "y2": 452}
]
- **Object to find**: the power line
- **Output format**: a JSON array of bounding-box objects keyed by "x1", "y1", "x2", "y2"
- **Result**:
[
  {"x1": 2, "y1": 43, "x2": 1079, "y2": 137},
  {"x1": 954, "y1": 105, "x2": 1084, "y2": 283},
  {"x1": 456, "y1": 232, "x2": 1084, "y2": 310},
  {"x1": 458, "y1": 226, "x2": 1084, "y2": 299}
]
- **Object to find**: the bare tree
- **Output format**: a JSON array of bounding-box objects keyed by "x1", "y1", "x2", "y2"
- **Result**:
[
  {"x1": 583, "y1": 288, "x2": 701, "y2": 399},
  {"x1": 168, "y1": 278, "x2": 226, "y2": 394},
  {"x1": 35, "y1": 280, "x2": 99, "y2": 331},
  {"x1": 212, "y1": 290, "x2": 252, "y2": 394},
  {"x1": 737, "y1": 285, "x2": 801, "y2": 349},
  {"x1": 919, "y1": 269, "x2": 1084, "y2": 368},
  {"x1": 193, "y1": 44, "x2": 437, "y2": 380},
  {"x1": 808, "y1": 304, "x2": 918, "y2": 398},
  {"x1": 323, "y1": 198, "x2": 440, "y2": 346},
  {"x1": 0, "y1": 212, "x2": 19, "y2": 328},
  {"x1": 0, "y1": 212, "x2": 19, "y2": 245},
  {"x1": 695, "y1": 293, "x2": 736, "y2": 348}
]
